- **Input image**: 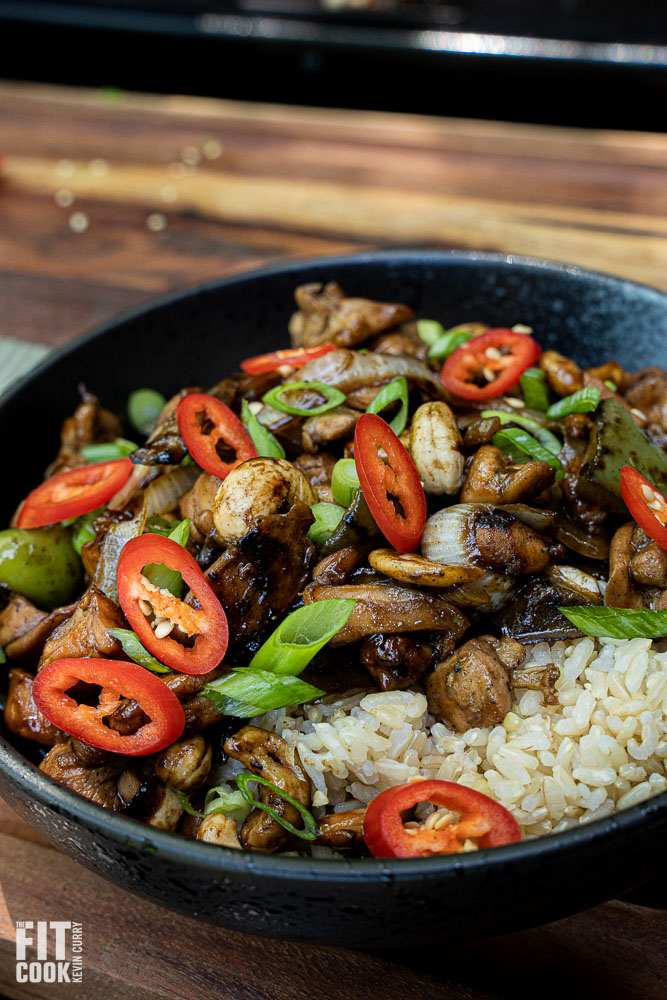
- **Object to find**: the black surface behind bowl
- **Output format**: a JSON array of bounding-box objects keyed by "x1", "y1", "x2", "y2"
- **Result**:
[{"x1": 1, "y1": 251, "x2": 666, "y2": 947}]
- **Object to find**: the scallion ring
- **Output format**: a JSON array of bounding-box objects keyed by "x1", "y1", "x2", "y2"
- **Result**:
[
  {"x1": 128, "y1": 388, "x2": 166, "y2": 436},
  {"x1": 493, "y1": 427, "x2": 564, "y2": 480},
  {"x1": 307, "y1": 502, "x2": 345, "y2": 546},
  {"x1": 482, "y1": 409, "x2": 562, "y2": 456},
  {"x1": 80, "y1": 438, "x2": 139, "y2": 463},
  {"x1": 107, "y1": 628, "x2": 172, "y2": 674},
  {"x1": 236, "y1": 773, "x2": 318, "y2": 841},
  {"x1": 261, "y1": 381, "x2": 346, "y2": 417},
  {"x1": 427, "y1": 329, "x2": 474, "y2": 361},
  {"x1": 249, "y1": 598, "x2": 356, "y2": 675},
  {"x1": 546, "y1": 387, "x2": 600, "y2": 420},
  {"x1": 331, "y1": 459, "x2": 361, "y2": 507},
  {"x1": 519, "y1": 367, "x2": 550, "y2": 411},
  {"x1": 240, "y1": 399, "x2": 285, "y2": 459},
  {"x1": 416, "y1": 319, "x2": 446, "y2": 346},
  {"x1": 366, "y1": 377, "x2": 409, "y2": 435}
]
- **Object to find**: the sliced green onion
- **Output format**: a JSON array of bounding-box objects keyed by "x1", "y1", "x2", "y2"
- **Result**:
[
  {"x1": 65, "y1": 504, "x2": 106, "y2": 554},
  {"x1": 0, "y1": 645, "x2": 5, "y2": 664},
  {"x1": 241, "y1": 399, "x2": 285, "y2": 459},
  {"x1": 331, "y1": 459, "x2": 361, "y2": 508},
  {"x1": 519, "y1": 367, "x2": 550, "y2": 411},
  {"x1": 143, "y1": 518, "x2": 190, "y2": 598},
  {"x1": 559, "y1": 606, "x2": 667, "y2": 639},
  {"x1": 176, "y1": 786, "x2": 251, "y2": 823},
  {"x1": 427, "y1": 329, "x2": 474, "y2": 361},
  {"x1": 107, "y1": 627, "x2": 171, "y2": 673},
  {"x1": 416, "y1": 319, "x2": 446, "y2": 346},
  {"x1": 493, "y1": 427, "x2": 564, "y2": 480},
  {"x1": 203, "y1": 669, "x2": 324, "y2": 718},
  {"x1": 236, "y1": 773, "x2": 318, "y2": 841},
  {"x1": 546, "y1": 387, "x2": 601, "y2": 420},
  {"x1": 261, "y1": 381, "x2": 346, "y2": 417},
  {"x1": 145, "y1": 515, "x2": 177, "y2": 537},
  {"x1": 249, "y1": 598, "x2": 356, "y2": 675},
  {"x1": 80, "y1": 438, "x2": 139, "y2": 463},
  {"x1": 604, "y1": 380, "x2": 617, "y2": 392},
  {"x1": 307, "y1": 502, "x2": 345, "y2": 546},
  {"x1": 128, "y1": 388, "x2": 166, "y2": 436},
  {"x1": 482, "y1": 409, "x2": 562, "y2": 456},
  {"x1": 366, "y1": 377, "x2": 409, "y2": 435}
]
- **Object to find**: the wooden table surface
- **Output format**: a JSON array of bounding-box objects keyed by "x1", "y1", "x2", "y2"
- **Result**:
[{"x1": 1, "y1": 80, "x2": 666, "y2": 999}]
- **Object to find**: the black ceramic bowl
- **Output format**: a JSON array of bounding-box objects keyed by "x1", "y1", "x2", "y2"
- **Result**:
[{"x1": 1, "y1": 251, "x2": 667, "y2": 948}]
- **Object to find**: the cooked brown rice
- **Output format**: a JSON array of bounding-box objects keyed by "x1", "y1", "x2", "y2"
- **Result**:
[{"x1": 218, "y1": 637, "x2": 667, "y2": 848}]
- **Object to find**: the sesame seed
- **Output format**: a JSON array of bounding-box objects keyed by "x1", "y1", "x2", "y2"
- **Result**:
[
  {"x1": 160, "y1": 185, "x2": 179, "y2": 204},
  {"x1": 641, "y1": 485, "x2": 654, "y2": 501},
  {"x1": 482, "y1": 366, "x2": 495, "y2": 382},
  {"x1": 203, "y1": 139, "x2": 223, "y2": 160},
  {"x1": 181, "y1": 145, "x2": 201, "y2": 166},
  {"x1": 154, "y1": 618, "x2": 175, "y2": 639},
  {"x1": 68, "y1": 211, "x2": 89, "y2": 233},
  {"x1": 485, "y1": 347, "x2": 502, "y2": 361},
  {"x1": 504, "y1": 397, "x2": 525, "y2": 409},
  {"x1": 138, "y1": 599, "x2": 153, "y2": 617},
  {"x1": 146, "y1": 212, "x2": 167, "y2": 232},
  {"x1": 54, "y1": 188, "x2": 74, "y2": 208},
  {"x1": 512, "y1": 324, "x2": 533, "y2": 334},
  {"x1": 56, "y1": 159, "x2": 75, "y2": 178},
  {"x1": 630, "y1": 408, "x2": 647, "y2": 421},
  {"x1": 88, "y1": 158, "x2": 109, "y2": 177}
]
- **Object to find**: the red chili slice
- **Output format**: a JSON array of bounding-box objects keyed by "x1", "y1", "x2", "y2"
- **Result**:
[
  {"x1": 32, "y1": 657, "x2": 185, "y2": 756},
  {"x1": 176, "y1": 393, "x2": 257, "y2": 480},
  {"x1": 441, "y1": 329, "x2": 541, "y2": 401},
  {"x1": 353, "y1": 412, "x2": 426, "y2": 554},
  {"x1": 363, "y1": 779, "x2": 521, "y2": 858},
  {"x1": 240, "y1": 344, "x2": 337, "y2": 375},
  {"x1": 621, "y1": 466, "x2": 667, "y2": 550},
  {"x1": 117, "y1": 534, "x2": 228, "y2": 675},
  {"x1": 17, "y1": 458, "x2": 133, "y2": 529}
]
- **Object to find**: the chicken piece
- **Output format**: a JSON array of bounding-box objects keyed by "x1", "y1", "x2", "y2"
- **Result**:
[
  {"x1": 302, "y1": 582, "x2": 469, "y2": 646},
  {"x1": 224, "y1": 725, "x2": 311, "y2": 852},
  {"x1": 39, "y1": 586, "x2": 126, "y2": 668},
  {"x1": 39, "y1": 739, "x2": 127, "y2": 810},
  {"x1": 287, "y1": 348, "x2": 447, "y2": 401},
  {"x1": 143, "y1": 782, "x2": 184, "y2": 830},
  {"x1": 539, "y1": 350, "x2": 584, "y2": 396},
  {"x1": 424, "y1": 638, "x2": 512, "y2": 732},
  {"x1": 460, "y1": 445, "x2": 556, "y2": 506},
  {"x1": 131, "y1": 388, "x2": 198, "y2": 466},
  {"x1": 605, "y1": 523, "x2": 642, "y2": 609},
  {"x1": 179, "y1": 472, "x2": 222, "y2": 543},
  {"x1": 360, "y1": 634, "x2": 434, "y2": 691},
  {"x1": 302, "y1": 406, "x2": 359, "y2": 454},
  {"x1": 289, "y1": 282, "x2": 414, "y2": 349},
  {"x1": 197, "y1": 814, "x2": 241, "y2": 849},
  {"x1": 154, "y1": 735, "x2": 212, "y2": 793},
  {"x1": 0, "y1": 595, "x2": 76, "y2": 663},
  {"x1": 293, "y1": 451, "x2": 337, "y2": 503},
  {"x1": 316, "y1": 808, "x2": 366, "y2": 849},
  {"x1": 462, "y1": 416, "x2": 503, "y2": 449},
  {"x1": 205, "y1": 501, "x2": 315, "y2": 659},
  {"x1": 473, "y1": 507, "x2": 551, "y2": 575},
  {"x1": 624, "y1": 367, "x2": 667, "y2": 439},
  {"x1": 46, "y1": 388, "x2": 122, "y2": 477},
  {"x1": 479, "y1": 635, "x2": 526, "y2": 671},
  {"x1": 630, "y1": 538, "x2": 667, "y2": 588},
  {"x1": 368, "y1": 324, "x2": 429, "y2": 360},
  {"x1": 561, "y1": 453, "x2": 609, "y2": 533},
  {"x1": 586, "y1": 361, "x2": 629, "y2": 392},
  {"x1": 583, "y1": 373, "x2": 645, "y2": 426},
  {"x1": 182, "y1": 694, "x2": 225, "y2": 735},
  {"x1": 312, "y1": 546, "x2": 362, "y2": 587},
  {"x1": 105, "y1": 666, "x2": 227, "y2": 736},
  {"x1": 4, "y1": 668, "x2": 61, "y2": 746},
  {"x1": 509, "y1": 663, "x2": 560, "y2": 705}
]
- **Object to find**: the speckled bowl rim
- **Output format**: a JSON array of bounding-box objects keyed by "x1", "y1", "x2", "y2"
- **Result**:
[{"x1": 1, "y1": 248, "x2": 666, "y2": 883}]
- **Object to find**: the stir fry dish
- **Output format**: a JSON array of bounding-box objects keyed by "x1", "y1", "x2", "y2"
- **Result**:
[{"x1": 2, "y1": 281, "x2": 667, "y2": 859}]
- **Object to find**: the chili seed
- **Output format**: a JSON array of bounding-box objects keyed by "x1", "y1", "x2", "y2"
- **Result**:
[
  {"x1": 154, "y1": 618, "x2": 175, "y2": 639},
  {"x1": 138, "y1": 599, "x2": 153, "y2": 616}
]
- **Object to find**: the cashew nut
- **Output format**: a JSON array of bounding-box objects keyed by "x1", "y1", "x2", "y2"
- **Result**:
[
  {"x1": 197, "y1": 814, "x2": 241, "y2": 850},
  {"x1": 409, "y1": 402, "x2": 464, "y2": 495},
  {"x1": 368, "y1": 549, "x2": 483, "y2": 588},
  {"x1": 154, "y1": 734, "x2": 212, "y2": 793}
]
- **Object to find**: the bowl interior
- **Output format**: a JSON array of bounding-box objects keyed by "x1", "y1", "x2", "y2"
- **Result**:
[{"x1": 1, "y1": 249, "x2": 667, "y2": 902}]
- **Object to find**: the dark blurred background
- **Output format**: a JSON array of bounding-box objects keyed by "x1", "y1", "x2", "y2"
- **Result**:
[{"x1": 1, "y1": 0, "x2": 666, "y2": 128}]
